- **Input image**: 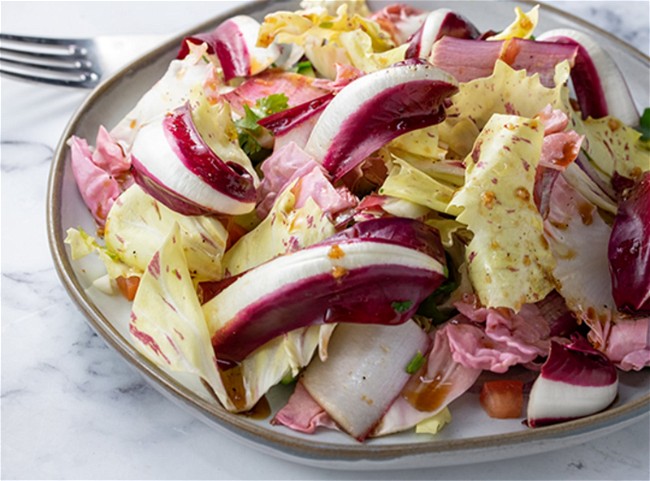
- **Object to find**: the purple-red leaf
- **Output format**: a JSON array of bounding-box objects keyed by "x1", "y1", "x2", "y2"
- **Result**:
[
  {"x1": 608, "y1": 171, "x2": 650, "y2": 314},
  {"x1": 305, "y1": 60, "x2": 458, "y2": 181},
  {"x1": 131, "y1": 102, "x2": 257, "y2": 216},
  {"x1": 406, "y1": 9, "x2": 480, "y2": 59},
  {"x1": 537, "y1": 29, "x2": 639, "y2": 125},
  {"x1": 257, "y1": 93, "x2": 335, "y2": 136},
  {"x1": 527, "y1": 338, "x2": 618, "y2": 427},
  {"x1": 177, "y1": 16, "x2": 278, "y2": 82},
  {"x1": 431, "y1": 37, "x2": 577, "y2": 87},
  {"x1": 204, "y1": 218, "x2": 447, "y2": 362}
]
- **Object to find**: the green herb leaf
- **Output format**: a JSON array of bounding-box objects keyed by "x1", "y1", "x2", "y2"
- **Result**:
[
  {"x1": 235, "y1": 104, "x2": 262, "y2": 131},
  {"x1": 256, "y1": 93, "x2": 289, "y2": 116},
  {"x1": 405, "y1": 351, "x2": 426, "y2": 374},
  {"x1": 639, "y1": 107, "x2": 650, "y2": 141},
  {"x1": 234, "y1": 93, "x2": 289, "y2": 159},
  {"x1": 238, "y1": 131, "x2": 262, "y2": 157},
  {"x1": 296, "y1": 60, "x2": 315, "y2": 76},
  {"x1": 392, "y1": 300, "x2": 413, "y2": 314}
]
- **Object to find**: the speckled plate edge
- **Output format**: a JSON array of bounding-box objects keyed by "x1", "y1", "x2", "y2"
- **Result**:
[{"x1": 47, "y1": 0, "x2": 650, "y2": 470}]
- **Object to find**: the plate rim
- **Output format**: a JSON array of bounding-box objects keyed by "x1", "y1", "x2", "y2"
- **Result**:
[{"x1": 47, "y1": 0, "x2": 650, "y2": 465}]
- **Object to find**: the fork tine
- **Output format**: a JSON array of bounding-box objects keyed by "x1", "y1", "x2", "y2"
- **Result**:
[
  {"x1": 0, "y1": 32, "x2": 166, "y2": 89},
  {"x1": 0, "y1": 33, "x2": 100, "y2": 88},
  {"x1": 0, "y1": 33, "x2": 89, "y2": 56},
  {"x1": 0, "y1": 60, "x2": 100, "y2": 88},
  {"x1": 0, "y1": 48, "x2": 92, "y2": 70}
]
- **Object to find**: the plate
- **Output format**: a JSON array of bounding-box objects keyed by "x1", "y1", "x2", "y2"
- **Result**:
[{"x1": 47, "y1": 0, "x2": 650, "y2": 470}]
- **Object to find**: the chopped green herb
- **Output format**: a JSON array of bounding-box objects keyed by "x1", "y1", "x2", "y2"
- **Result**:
[
  {"x1": 236, "y1": 104, "x2": 263, "y2": 131},
  {"x1": 238, "y1": 131, "x2": 262, "y2": 157},
  {"x1": 295, "y1": 60, "x2": 315, "y2": 76},
  {"x1": 256, "y1": 93, "x2": 289, "y2": 116},
  {"x1": 639, "y1": 107, "x2": 650, "y2": 142},
  {"x1": 392, "y1": 300, "x2": 413, "y2": 313},
  {"x1": 234, "y1": 93, "x2": 289, "y2": 159},
  {"x1": 201, "y1": 55, "x2": 210, "y2": 64},
  {"x1": 405, "y1": 351, "x2": 426, "y2": 374}
]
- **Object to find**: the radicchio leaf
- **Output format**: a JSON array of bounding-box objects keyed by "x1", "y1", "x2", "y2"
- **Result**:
[
  {"x1": 608, "y1": 171, "x2": 650, "y2": 314},
  {"x1": 204, "y1": 218, "x2": 447, "y2": 362}
]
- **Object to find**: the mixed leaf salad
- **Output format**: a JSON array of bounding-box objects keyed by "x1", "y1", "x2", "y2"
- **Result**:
[{"x1": 65, "y1": 0, "x2": 649, "y2": 441}]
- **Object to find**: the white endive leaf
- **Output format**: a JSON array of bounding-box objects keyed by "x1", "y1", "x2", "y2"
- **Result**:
[
  {"x1": 129, "y1": 223, "x2": 232, "y2": 409},
  {"x1": 105, "y1": 185, "x2": 228, "y2": 282}
]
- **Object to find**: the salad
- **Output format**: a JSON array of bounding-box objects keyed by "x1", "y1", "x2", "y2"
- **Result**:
[{"x1": 65, "y1": 0, "x2": 649, "y2": 441}]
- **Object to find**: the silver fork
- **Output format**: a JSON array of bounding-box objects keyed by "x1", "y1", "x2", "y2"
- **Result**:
[{"x1": 0, "y1": 33, "x2": 167, "y2": 88}]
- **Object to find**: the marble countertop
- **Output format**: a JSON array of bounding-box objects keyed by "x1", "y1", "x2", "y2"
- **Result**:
[{"x1": 2, "y1": 1, "x2": 648, "y2": 479}]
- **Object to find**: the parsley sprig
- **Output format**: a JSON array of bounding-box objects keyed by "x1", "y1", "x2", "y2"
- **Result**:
[{"x1": 235, "y1": 93, "x2": 289, "y2": 160}]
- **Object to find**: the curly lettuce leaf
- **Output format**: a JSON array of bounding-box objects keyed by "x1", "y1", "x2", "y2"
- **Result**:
[
  {"x1": 380, "y1": 157, "x2": 461, "y2": 216},
  {"x1": 258, "y1": 5, "x2": 393, "y2": 51},
  {"x1": 444, "y1": 60, "x2": 571, "y2": 135},
  {"x1": 573, "y1": 116, "x2": 650, "y2": 181},
  {"x1": 389, "y1": 125, "x2": 447, "y2": 162},
  {"x1": 64, "y1": 227, "x2": 132, "y2": 280},
  {"x1": 336, "y1": 30, "x2": 407, "y2": 73},
  {"x1": 450, "y1": 114, "x2": 556, "y2": 311},
  {"x1": 487, "y1": 5, "x2": 539, "y2": 41},
  {"x1": 192, "y1": 89, "x2": 260, "y2": 177},
  {"x1": 105, "y1": 185, "x2": 228, "y2": 282},
  {"x1": 437, "y1": 118, "x2": 482, "y2": 160},
  {"x1": 415, "y1": 407, "x2": 452, "y2": 435},
  {"x1": 223, "y1": 183, "x2": 335, "y2": 275},
  {"x1": 383, "y1": 123, "x2": 461, "y2": 186},
  {"x1": 129, "y1": 223, "x2": 232, "y2": 408},
  {"x1": 425, "y1": 217, "x2": 467, "y2": 248},
  {"x1": 299, "y1": 0, "x2": 371, "y2": 16},
  {"x1": 258, "y1": 5, "x2": 397, "y2": 77}
]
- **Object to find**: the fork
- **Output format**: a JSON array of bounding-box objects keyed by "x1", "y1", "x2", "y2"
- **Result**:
[{"x1": 0, "y1": 33, "x2": 167, "y2": 88}]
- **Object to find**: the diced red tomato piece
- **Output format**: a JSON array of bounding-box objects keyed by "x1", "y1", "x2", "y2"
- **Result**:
[
  {"x1": 479, "y1": 380, "x2": 524, "y2": 419},
  {"x1": 116, "y1": 276, "x2": 140, "y2": 301}
]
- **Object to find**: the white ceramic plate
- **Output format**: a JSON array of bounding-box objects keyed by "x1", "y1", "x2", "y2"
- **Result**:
[{"x1": 48, "y1": 0, "x2": 650, "y2": 470}]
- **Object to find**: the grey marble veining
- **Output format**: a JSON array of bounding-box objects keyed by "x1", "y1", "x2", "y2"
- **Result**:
[{"x1": 1, "y1": 1, "x2": 649, "y2": 479}]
